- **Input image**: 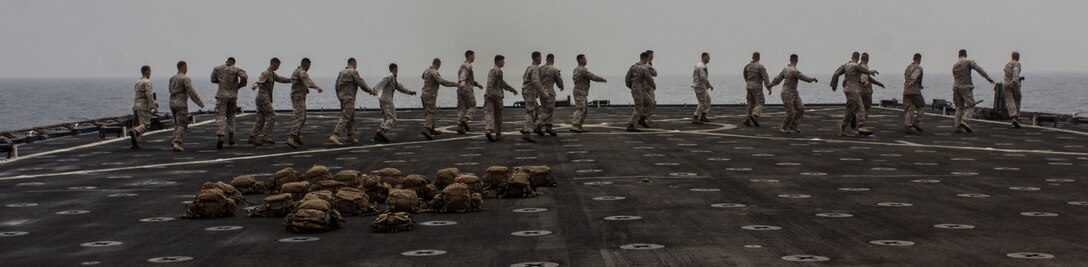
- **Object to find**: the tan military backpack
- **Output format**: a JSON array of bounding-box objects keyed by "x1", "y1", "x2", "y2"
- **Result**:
[
  {"x1": 308, "y1": 180, "x2": 345, "y2": 194},
  {"x1": 230, "y1": 175, "x2": 265, "y2": 195},
  {"x1": 499, "y1": 168, "x2": 536, "y2": 198},
  {"x1": 279, "y1": 181, "x2": 310, "y2": 200},
  {"x1": 370, "y1": 211, "x2": 415, "y2": 233},
  {"x1": 377, "y1": 168, "x2": 403, "y2": 186},
  {"x1": 434, "y1": 168, "x2": 459, "y2": 191},
  {"x1": 529, "y1": 165, "x2": 557, "y2": 187},
  {"x1": 454, "y1": 175, "x2": 484, "y2": 195},
  {"x1": 183, "y1": 188, "x2": 237, "y2": 218},
  {"x1": 359, "y1": 174, "x2": 390, "y2": 203},
  {"x1": 483, "y1": 166, "x2": 510, "y2": 190},
  {"x1": 332, "y1": 170, "x2": 361, "y2": 188},
  {"x1": 284, "y1": 197, "x2": 343, "y2": 233},
  {"x1": 301, "y1": 165, "x2": 333, "y2": 183},
  {"x1": 386, "y1": 188, "x2": 426, "y2": 213},
  {"x1": 401, "y1": 174, "x2": 438, "y2": 200},
  {"x1": 333, "y1": 187, "x2": 377, "y2": 216},
  {"x1": 246, "y1": 193, "x2": 295, "y2": 218},
  {"x1": 268, "y1": 167, "x2": 301, "y2": 192},
  {"x1": 202, "y1": 181, "x2": 247, "y2": 205},
  {"x1": 431, "y1": 182, "x2": 482, "y2": 213}
]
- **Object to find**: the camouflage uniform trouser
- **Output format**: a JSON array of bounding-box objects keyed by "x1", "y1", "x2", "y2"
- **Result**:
[
  {"x1": 1003, "y1": 83, "x2": 1022, "y2": 119},
  {"x1": 456, "y1": 88, "x2": 476, "y2": 124},
  {"x1": 483, "y1": 95, "x2": 504, "y2": 133},
  {"x1": 171, "y1": 107, "x2": 190, "y2": 145},
  {"x1": 952, "y1": 87, "x2": 975, "y2": 127},
  {"x1": 861, "y1": 90, "x2": 873, "y2": 113},
  {"x1": 903, "y1": 94, "x2": 925, "y2": 127},
  {"x1": 214, "y1": 97, "x2": 237, "y2": 136},
  {"x1": 571, "y1": 91, "x2": 588, "y2": 126},
  {"x1": 643, "y1": 87, "x2": 656, "y2": 119},
  {"x1": 693, "y1": 87, "x2": 711, "y2": 116},
  {"x1": 249, "y1": 97, "x2": 275, "y2": 140},
  {"x1": 841, "y1": 91, "x2": 867, "y2": 128},
  {"x1": 421, "y1": 90, "x2": 439, "y2": 130},
  {"x1": 378, "y1": 101, "x2": 396, "y2": 132},
  {"x1": 289, "y1": 92, "x2": 307, "y2": 138},
  {"x1": 745, "y1": 88, "x2": 765, "y2": 118},
  {"x1": 628, "y1": 88, "x2": 646, "y2": 125},
  {"x1": 132, "y1": 109, "x2": 152, "y2": 136},
  {"x1": 537, "y1": 89, "x2": 556, "y2": 127},
  {"x1": 522, "y1": 92, "x2": 539, "y2": 132},
  {"x1": 333, "y1": 97, "x2": 356, "y2": 137},
  {"x1": 780, "y1": 90, "x2": 804, "y2": 130}
]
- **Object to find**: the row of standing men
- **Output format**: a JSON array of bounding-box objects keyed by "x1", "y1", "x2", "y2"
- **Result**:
[{"x1": 129, "y1": 49, "x2": 1024, "y2": 151}]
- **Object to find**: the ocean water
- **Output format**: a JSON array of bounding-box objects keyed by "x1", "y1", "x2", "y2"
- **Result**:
[{"x1": 1, "y1": 72, "x2": 1085, "y2": 132}]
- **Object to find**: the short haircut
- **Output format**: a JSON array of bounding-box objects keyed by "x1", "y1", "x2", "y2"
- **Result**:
[
  {"x1": 140, "y1": 65, "x2": 151, "y2": 74},
  {"x1": 913, "y1": 53, "x2": 922, "y2": 60},
  {"x1": 271, "y1": 57, "x2": 281, "y2": 65},
  {"x1": 465, "y1": 50, "x2": 475, "y2": 58},
  {"x1": 645, "y1": 50, "x2": 654, "y2": 54},
  {"x1": 789, "y1": 54, "x2": 798, "y2": 61},
  {"x1": 531, "y1": 51, "x2": 541, "y2": 59},
  {"x1": 388, "y1": 63, "x2": 398, "y2": 72},
  {"x1": 958, "y1": 49, "x2": 967, "y2": 57},
  {"x1": 301, "y1": 58, "x2": 311, "y2": 65},
  {"x1": 576, "y1": 54, "x2": 585, "y2": 61},
  {"x1": 348, "y1": 58, "x2": 356, "y2": 65},
  {"x1": 495, "y1": 55, "x2": 505, "y2": 62},
  {"x1": 860, "y1": 52, "x2": 870, "y2": 61},
  {"x1": 639, "y1": 52, "x2": 649, "y2": 60},
  {"x1": 546, "y1": 53, "x2": 555, "y2": 61},
  {"x1": 701, "y1": 52, "x2": 709, "y2": 58},
  {"x1": 227, "y1": 57, "x2": 236, "y2": 63},
  {"x1": 176, "y1": 61, "x2": 186, "y2": 70},
  {"x1": 432, "y1": 58, "x2": 441, "y2": 65},
  {"x1": 752, "y1": 52, "x2": 760, "y2": 58},
  {"x1": 851, "y1": 52, "x2": 861, "y2": 59}
]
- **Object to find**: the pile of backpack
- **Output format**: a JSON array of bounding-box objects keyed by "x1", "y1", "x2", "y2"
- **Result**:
[{"x1": 180, "y1": 164, "x2": 557, "y2": 233}]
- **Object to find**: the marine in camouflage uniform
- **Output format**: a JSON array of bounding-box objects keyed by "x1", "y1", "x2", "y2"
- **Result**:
[
  {"x1": 950, "y1": 49, "x2": 995, "y2": 133},
  {"x1": 168, "y1": 61, "x2": 205, "y2": 151},
  {"x1": 767, "y1": 54, "x2": 817, "y2": 133},
  {"x1": 210, "y1": 57, "x2": 248, "y2": 149},
  {"x1": 1003, "y1": 51, "x2": 1024, "y2": 128},
  {"x1": 742, "y1": 52, "x2": 771, "y2": 127},
  {"x1": 248, "y1": 58, "x2": 291, "y2": 146},
  {"x1": 129, "y1": 65, "x2": 158, "y2": 149},
  {"x1": 286, "y1": 58, "x2": 325, "y2": 148},
  {"x1": 625, "y1": 52, "x2": 654, "y2": 132},
  {"x1": 329, "y1": 58, "x2": 376, "y2": 145},
  {"x1": 536, "y1": 54, "x2": 564, "y2": 135},
  {"x1": 371, "y1": 63, "x2": 417, "y2": 143},
  {"x1": 520, "y1": 52, "x2": 544, "y2": 143},
  {"x1": 830, "y1": 52, "x2": 879, "y2": 136},
  {"x1": 690, "y1": 53, "x2": 713, "y2": 124},
  {"x1": 643, "y1": 50, "x2": 658, "y2": 123},
  {"x1": 420, "y1": 58, "x2": 459, "y2": 140},
  {"x1": 456, "y1": 50, "x2": 484, "y2": 134},
  {"x1": 570, "y1": 54, "x2": 606, "y2": 133},
  {"x1": 484, "y1": 55, "x2": 519, "y2": 142},
  {"x1": 902, "y1": 54, "x2": 926, "y2": 134}
]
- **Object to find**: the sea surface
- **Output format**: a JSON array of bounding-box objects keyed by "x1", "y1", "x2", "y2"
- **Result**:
[{"x1": 2, "y1": 72, "x2": 1085, "y2": 132}]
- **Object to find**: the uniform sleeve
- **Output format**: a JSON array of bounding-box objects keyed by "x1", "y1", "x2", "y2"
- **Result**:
[
  {"x1": 395, "y1": 79, "x2": 413, "y2": 94},
  {"x1": 458, "y1": 65, "x2": 469, "y2": 83},
  {"x1": 797, "y1": 71, "x2": 816, "y2": 83},
  {"x1": 1012, "y1": 63, "x2": 1022, "y2": 85},
  {"x1": 830, "y1": 65, "x2": 845, "y2": 88},
  {"x1": 910, "y1": 67, "x2": 922, "y2": 85},
  {"x1": 760, "y1": 66, "x2": 771, "y2": 87},
  {"x1": 697, "y1": 66, "x2": 711, "y2": 88},
  {"x1": 236, "y1": 69, "x2": 248, "y2": 88},
  {"x1": 487, "y1": 69, "x2": 499, "y2": 89},
  {"x1": 254, "y1": 71, "x2": 269, "y2": 85},
  {"x1": 210, "y1": 68, "x2": 219, "y2": 84},
  {"x1": 643, "y1": 68, "x2": 657, "y2": 89},
  {"x1": 869, "y1": 76, "x2": 885, "y2": 88},
  {"x1": 274, "y1": 72, "x2": 292, "y2": 83},
  {"x1": 143, "y1": 82, "x2": 157, "y2": 110},
  {"x1": 531, "y1": 68, "x2": 543, "y2": 89},
  {"x1": 768, "y1": 69, "x2": 786, "y2": 88},
  {"x1": 647, "y1": 66, "x2": 658, "y2": 77},
  {"x1": 353, "y1": 71, "x2": 373, "y2": 93},
  {"x1": 971, "y1": 61, "x2": 993, "y2": 82},
  {"x1": 624, "y1": 67, "x2": 635, "y2": 88},
  {"x1": 586, "y1": 69, "x2": 607, "y2": 82},
  {"x1": 554, "y1": 69, "x2": 565, "y2": 89},
  {"x1": 301, "y1": 71, "x2": 321, "y2": 89},
  {"x1": 185, "y1": 77, "x2": 204, "y2": 107},
  {"x1": 434, "y1": 71, "x2": 459, "y2": 87}
]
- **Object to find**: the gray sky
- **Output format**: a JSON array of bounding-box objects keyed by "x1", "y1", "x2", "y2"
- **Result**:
[{"x1": 1, "y1": 0, "x2": 1085, "y2": 79}]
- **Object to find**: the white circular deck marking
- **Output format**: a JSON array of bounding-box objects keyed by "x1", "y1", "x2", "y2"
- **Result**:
[
  {"x1": 776, "y1": 162, "x2": 801, "y2": 166},
  {"x1": 741, "y1": 225, "x2": 782, "y2": 231},
  {"x1": 1048, "y1": 162, "x2": 1074, "y2": 166},
  {"x1": 0, "y1": 231, "x2": 29, "y2": 237},
  {"x1": 576, "y1": 169, "x2": 603, "y2": 173},
  {"x1": 515, "y1": 157, "x2": 538, "y2": 160},
  {"x1": 583, "y1": 181, "x2": 612, "y2": 186},
  {"x1": 271, "y1": 163, "x2": 295, "y2": 167},
  {"x1": 1009, "y1": 187, "x2": 1040, "y2": 191},
  {"x1": 205, "y1": 226, "x2": 243, "y2": 231},
  {"x1": 604, "y1": 215, "x2": 642, "y2": 221},
  {"x1": 690, "y1": 188, "x2": 720, "y2": 192},
  {"x1": 593, "y1": 196, "x2": 626, "y2": 201},
  {"x1": 951, "y1": 172, "x2": 978, "y2": 176},
  {"x1": 871, "y1": 167, "x2": 897, "y2": 171},
  {"x1": 690, "y1": 150, "x2": 712, "y2": 153},
  {"x1": 880, "y1": 154, "x2": 903, "y2": 157},
  {"x1": 877, "y1": 202, "x2": 913, "y2": 207},
  {"x1": 655, "y1": 162, "x2": 679, "y2": 166},
  {"x1": 957, "y1": 193, "x2": 990, "y2": 198},
  {"x1": 420, "y1": 221, "x2": 458, "y2": 226},
  {"x1": 711, "y1": 203, "x2": 746, "y2": 208},
  {"x1": 838, "y1": 188, "x2": 870, "y2": 191},
  {"x1": 147, "y1": 256, "x2": 194, "y2": 263},
  {"x1": 620, "y1": 243, "x2": 664, "y2": 250},
  {"x1": 744, "y1": 245, "x2": 763, "y2": 248},
  {"x1": 81, "y1": 241, "x2": 122, "y2": 247},
  {"x1": 733, "y1": 146, "x2": 753, "y2": 150},
  {"x1": 778, "y1": 194, "x2": 811, "y2": 199},
  {"x1": 752, "y1": 154, "x2": 774, "y2": 157},
  {"x1": 278, "y1": 236, "x2": 320, "y2": 242},
  {"x1": 750, "y1": 179, "x2": 779, "y2": 183},
  {"x1": 567, "y1": 151, "x2": 589, "y2": 154},
  {"x1": 781, "y1": 255, "x2": 830, "y2": 262},
  {"x1": 511, "y1": 230, "x2": 552, "y2": 237},
  {"x1": 139, "y1": 217, "x2": 175, "y2": 222},
  {"x1": 402, "y1": 249, "x2": 447, "y2": 256},
  {"x1": 56, "y1": 210, "x2": 91, "y2": 215},
  {"x1": 816, "y1": 213, "x2": 853, "y2": 218},
  {"x1": 812, "y1": 150, "x2": 834, "y2": 153},
  {"x1": 1006, "y1": 252, "x2": 1055, "y2": 259},
  {"x1": 869, "y1": 240, "x2": 915, "y2": 246},
  {"x1": 5, "y1": 203, "x2": 38, "y2": 208},
  {"x1": 68, "y1": 186, "x2": 97, "y2": 190},
  {"x1": 454, "y1": 162, "x2": 478, "y2": 166},
  {"x1": 393, "y1": 152, "x2": 415, "y2": 155},
  {"x1": 911, "y1": 179, "x2": 941, "y2": 183},
  {"x1": 642, "y1": 153, "x2": 665, "y2": 157},
  {"x1": 108, "y1": 193, "x2": 138, "y2": 197},
  {"x1": 800, "y1": 172, "x2": 827, "y2": 176},
  {"x1": 951, "y1": 158, "x2": 975, "y2": 161},
  {"x1": 993, "y1": 167, "x2": 1020, "y2": 171},
  {"x1": 1068, "y1": 201, "x2": 1088, "y2": 206},
  {"x1": 384, "y1": 160, "x2": 407, "y2": 163},
  {"x1": 81, "y1": 261, "x2": 99, "y2": 265},
  {"x1": 1020, "y1": 212, "x2": 1058, "y2": 217},
  {"x1": 459, "y1": 153, "x2": 481, "y2": 157},
  {"x1": 934, "y1": 224, "x2": 975, "y2": 229},
  {"x1": 1045, "y1": 179, "x2": 1075, "y2": 183},
  {"x1": 725, "y1": 168, "x2": 751, "y2": 171},
  {"x1": 16, "y1": 182, "x2": 45, "y2": 186},
  {"x1": 670, "y1": 172, "x2": 698, "y2": 177},
  {"x1": 840, "y1": 158, "x2": 863, "y2": 161},
  {"x1": 572, "y1": 159, "x2": 596, "y2": 163},
  {"x1": 707, "y1": 158, "x2": 731, "y2": 161},
  {"x1": 512, "y1": 208, "x2": 548, "y2": 213},
  {"x1": 510, "y1": 262, "x2": 560, "y2": 267},
  {"x1": 914, "y1": 162, "x2": 938, "y2": 166},
  {"x1": 633, "y1": 146, "x2": 654, "y2": 150},
  {"x1": 170, "y1": 170, "x2": 207, "y2": 174}
]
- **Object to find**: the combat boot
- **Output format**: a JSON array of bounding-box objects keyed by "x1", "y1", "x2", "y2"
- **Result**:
[
  {"x1": 857, "y1": 127, "x2": 873, "y2": 136},
  {"x1": 373, "y1": 130, "x2": 389, "y2": 143},
  {"x1": 216, "y1": 135, "x2": 225, "y2": 149},
  {"x1": 545, "y1": 126, "x2": 557, "y2": 136},
  {"x1": 485, "y1": 130, "x2": 496, "y2": 142},
  {"x1": 328, "y1": 135, "x2": 343, "y2": 146},
  {"x1": 699, "y1": 113, "x2": 711, "y2": 122},
  {"x1": 521, "y1": 131, "x2": 536, "y2": 143},
  {"x1": 286, "y1": 136, "x2": 300, "y2": 148},
  {"x1": 626, "y1": 124, "x2": 641, "y2": 132},
  {"x1": 228, "y1": 133, "x2": 236, "y2": 146},
  {"x1": 637, "y1": 117, "x2": 650, "y2": 128},
  {"x1": 422, "y1": 130, "x2": 434, "y2": 140},
  {"x1": 692, "y1": 116, "x2": 703, "y2": 125},
  {"x1": 171, "y1": 143, "x2": 183, "y2": 152}
]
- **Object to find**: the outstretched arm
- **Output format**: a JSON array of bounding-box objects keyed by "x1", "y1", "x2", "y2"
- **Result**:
[
  {"x1": 973, "y1": 61, "x2": 994, "y2": 83},
  {"x1": 830, "y1": 65, "x2": 845, "y2": 91},
  {"x1": 352, "y1": 71, "x2": 374, "y2": 94},
  {"x1": 798, "y1": 72, "x2": 817, "y2": 83},
  {"x1": 300, "y1": 71, "x2": 323, "y2": 92},
  {"x1": 870, "y1": 77, "x2": 885, "y2": 88},
  {"x1": 768, "y1": 69, "x2": 786, "y2": 88},
  {"x1": 586, "y1": 69, "x2": 607, "y2": 83},
  {"x1": 184, "y1": 77, "x2": 205, "y2": 108},
  {"x1": 395, "y1": 79, "x2": 416, "y2": 95}
]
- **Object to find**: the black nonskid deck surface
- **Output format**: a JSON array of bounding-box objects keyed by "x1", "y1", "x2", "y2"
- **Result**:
[{"x1": 1, "y1": 106, "x2": 1086, "y2": 266}]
